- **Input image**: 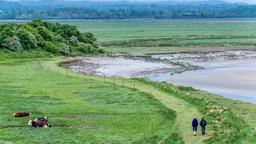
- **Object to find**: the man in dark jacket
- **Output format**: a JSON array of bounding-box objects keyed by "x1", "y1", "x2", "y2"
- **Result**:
[
  {"x1": 200, "y1": 117, "x2": 207, "y2": 135},
  {"x1": 192, "y1": 118, "x2": 198, "y2": 136}
]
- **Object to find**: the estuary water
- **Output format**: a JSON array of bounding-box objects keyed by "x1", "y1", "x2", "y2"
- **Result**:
[
  {"x1": 71, "y1": 51, "x2": 256, "y2": 104},
  {"x1": 148, "y1": 54, "x2": 256, "y2": 103}
]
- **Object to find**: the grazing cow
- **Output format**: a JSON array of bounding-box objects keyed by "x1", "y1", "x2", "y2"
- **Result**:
[
  {"x1": 13, "y1": 112, "x2": 31, "y2": 118},
  {"x1": 28, "y1": 117, "x2": 51, "y2": 128}
]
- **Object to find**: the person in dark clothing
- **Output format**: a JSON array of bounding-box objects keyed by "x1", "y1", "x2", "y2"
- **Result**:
[
  {"x1": 200, "y1": 117, "x2": 207, "y2": 135},
  {"x1": 192, "y1": 118, "x2": 198, "y2": 136}
]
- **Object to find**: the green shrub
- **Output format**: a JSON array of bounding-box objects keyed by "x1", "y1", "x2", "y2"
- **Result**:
[
  {"x1": 16, "y1": 28, "x2": 38, "y2": 49},
  {"x1": 42, "y1": 41, "x2": 58, "y2": 54},
  {"x1": 78, "y1": 43, "x2": 93, "y2": 53},
  {"x1": 69, "y1": 36, "x2": 79, "y2": 46},
  {"x1": 2, "y1": 36, "x2": 23, "y2": 52},
  {"x1": 0, "y1": 20, "x2": 103, "y2": 56},
  {"x1": 58, "y1": 43, "x2": 70, "y2": 56},
  {"x1": 37, "y1": 26, "x2": 54, "y2": 41}
]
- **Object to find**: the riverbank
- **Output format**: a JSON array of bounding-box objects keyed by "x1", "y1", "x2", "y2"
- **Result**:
[
  {"x1": 59, "y1": 57, "x2": 256, "y2": 143},
  {"x1": 64, "y1": 50, "x2": 256, "y2": 104}
]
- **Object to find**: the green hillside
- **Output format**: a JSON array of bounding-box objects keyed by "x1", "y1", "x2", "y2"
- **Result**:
[{"x1": 0, "y1": 20, "x2": 104, "y2": 58}]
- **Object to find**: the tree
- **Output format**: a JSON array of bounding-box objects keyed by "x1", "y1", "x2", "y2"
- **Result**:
[
  {"x1": 0, "y1": 25, "x2": 15, "y2": 42},
  {"x1": 17, "y1": 28, "x2": 38, "y2": 49},
  {"x1": 69, "y1": 36, "x2": 79, "y2": 46},
  {"x1": 37, "y1": 26, "x2": 54, "y2": 41},
  {"x1": 2, "y1": 36, "x2": 23, "y2": 52},
  {"x1": 78, "y1": 43, "x2": 94, "y2": 53},
  {"x1": 42, "y1": 41, "x2": 57, "y2": 54},
  {"x1": 58, "y1": 43, "x2": 70, "y2": 56}
]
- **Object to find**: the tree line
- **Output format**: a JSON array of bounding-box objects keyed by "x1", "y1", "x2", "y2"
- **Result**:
[{"x1": 1, "y1": 0, "x2": 256, "y2": 19}]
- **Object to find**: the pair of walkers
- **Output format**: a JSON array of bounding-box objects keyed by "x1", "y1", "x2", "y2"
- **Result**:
[{"x1": 192, "y1": 117, "x2": 207, "y2": 136}]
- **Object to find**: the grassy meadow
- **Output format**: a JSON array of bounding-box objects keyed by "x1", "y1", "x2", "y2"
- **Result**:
[
  {"x1": 63, "y1": 19, "x2": 256, "y2": 54},
  {"x1": 1, "y1": 58, "x2": 256, "y2": 143},
  {"x1": 1, "y1": 19, "x2": 256, "y2": 143},
  {"x1": 0, "y1": 59, "x2": 183, "y2": 143}
]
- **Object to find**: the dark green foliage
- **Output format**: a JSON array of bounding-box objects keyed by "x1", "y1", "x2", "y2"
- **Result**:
[
  {"x1": 17, "y1": 28, "x2": 38, "y2": 50},
  {"x1": 0, "y1": 20, "x2": 104, "y2": 56},
  {"x1": 0, "y1": 24, "x2": 16, "y2": 42},
  {"x1": 42, "y1": 41, "x2": 58, "y2": 54}
]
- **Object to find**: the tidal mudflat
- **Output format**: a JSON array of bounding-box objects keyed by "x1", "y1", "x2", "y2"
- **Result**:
[{"x1": 69, "y1": 50, "x2": 256, "y2": 103}]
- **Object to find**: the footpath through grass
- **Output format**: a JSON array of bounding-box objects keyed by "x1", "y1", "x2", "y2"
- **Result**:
[
  {"x1": 0, "y1": 58, "x2": 183, "y2": 144},
  {"x1": 52, "y1": 58, "x2": 256, "y2": 144},
  {"x1": 1, "y1": 58, "x2": 256, "y2": 143},
  {"x1": 46, "y1": 58, "x2": 204, "y2": 144}
]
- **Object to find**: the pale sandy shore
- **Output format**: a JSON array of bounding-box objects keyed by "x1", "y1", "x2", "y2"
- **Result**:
[
  {"x1": 70, "y1": 56, "x2": 175, "y2": 78},
  {"x1": 68, "y1": 50, "x2": 256, "y2": 104}
]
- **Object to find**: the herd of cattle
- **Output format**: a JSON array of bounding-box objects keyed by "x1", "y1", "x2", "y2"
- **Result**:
[{"x1": 13, "y1": 112, "x2": 51, "y2": 128}]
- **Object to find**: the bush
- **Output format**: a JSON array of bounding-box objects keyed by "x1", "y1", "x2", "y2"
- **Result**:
[
  {"x1": 0, "y1": 25, "x2": 15, "y2": 42},
  {"x1": 69, "y1": 36, "x2": 79, "y2": 46},
  {"x1": 78, "y1": 43, "x2": 94, "y2": 53},
  {"x1": 42, "y1": 41, "x2": 58, "y2": 54},
  {"x1": 58, "y1": 43, "x2": 70, "y2": 56},
  {"x1": 17, "y1": 28, "x2": 38, "y2": 49},
  {"x1": 0, "y1": 21, "x2": 103, "y2": 56},
  {"x1": 37, "y1": 26, "x2": 54, "y2": 41},
  {"x1": 2, "y1": 36, "x2": 23, "y2": 52}
]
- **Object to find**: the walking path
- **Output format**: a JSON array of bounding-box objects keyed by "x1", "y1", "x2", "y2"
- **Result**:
[{"x1": 45, "y1": 59, "x2": 204, "y2": 144}]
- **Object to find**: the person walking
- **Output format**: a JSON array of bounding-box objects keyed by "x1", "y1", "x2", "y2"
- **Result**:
[
  {"x1": 200, "y1": 117, "x2": 207, "y2": 135},
  {"x1": 192, "y1": 118, "x2": 198, "y2": 136}
]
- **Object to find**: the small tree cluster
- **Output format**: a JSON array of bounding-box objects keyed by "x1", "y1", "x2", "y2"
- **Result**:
[{"x1": 0, "y1": 20, "x2": 104, "y2": 55}]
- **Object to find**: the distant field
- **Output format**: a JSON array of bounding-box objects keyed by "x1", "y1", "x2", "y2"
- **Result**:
[
  {"x1": 1, "y1": 19, "x2": 256, "y2": 54},
  {"x1": 63, "y1": 19, "x2": 256, "y2": 54}
]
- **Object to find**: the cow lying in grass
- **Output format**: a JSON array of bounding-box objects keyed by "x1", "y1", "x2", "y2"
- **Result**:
[
  {"x1": 28, "y1": 117, "x2": 51, "y2": 128},
  {"x1": 13, "y1": 112, "x2": 31, "y2": 118}
]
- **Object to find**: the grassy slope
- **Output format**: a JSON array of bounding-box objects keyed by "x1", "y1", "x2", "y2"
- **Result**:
[
  {"x1": 63, "y1": 20, "x2": 256, "y2": 54},
  {"x1": 134, "y1": 79, "x2": 256, "y2": 144},
  {"x1": 0, "y1": 59, "x2": 183, "y2": 144},
  {"x1": 46, "y1": 59, "x2": 256, "y2": 144},
  {"x1": 1, "y1": 57, "x2": 256, "y2": 143}
]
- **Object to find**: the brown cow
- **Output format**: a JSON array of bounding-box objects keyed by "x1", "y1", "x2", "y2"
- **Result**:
[{"x1": 13, "y1": 112, "x2": 31, "y2": 118}]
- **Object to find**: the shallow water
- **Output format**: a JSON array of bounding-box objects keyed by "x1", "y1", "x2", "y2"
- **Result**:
[
  {"x1": 73, "y1": 52, "x2": 256, "y2": 104},
  {"x1": 147, "y1": 58, "x2": 256, "y2": 104}
]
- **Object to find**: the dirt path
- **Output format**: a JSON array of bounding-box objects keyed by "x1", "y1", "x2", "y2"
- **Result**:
[{"x1": 46, "y1": 59, "x2": 204, "y2": 144}]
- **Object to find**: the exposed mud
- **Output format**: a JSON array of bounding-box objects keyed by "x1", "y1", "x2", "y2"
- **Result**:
[{"x1": 63, "y1": 50, "x2": 256, "y2": 103}]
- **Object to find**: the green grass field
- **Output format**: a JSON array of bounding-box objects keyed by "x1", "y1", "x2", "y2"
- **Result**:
[
  {"x1": 62, "y1": 19, "x2": 256, "y2": 54},
  {"x1": 0, "y1": 59, "x2": 183, "y2": 143},
  {"x1": 1, "y1": 19, "x2": 256, "y2": 143},
  {"x1": 1, "y1": 58, "x2": 256, "y2": 143}
]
